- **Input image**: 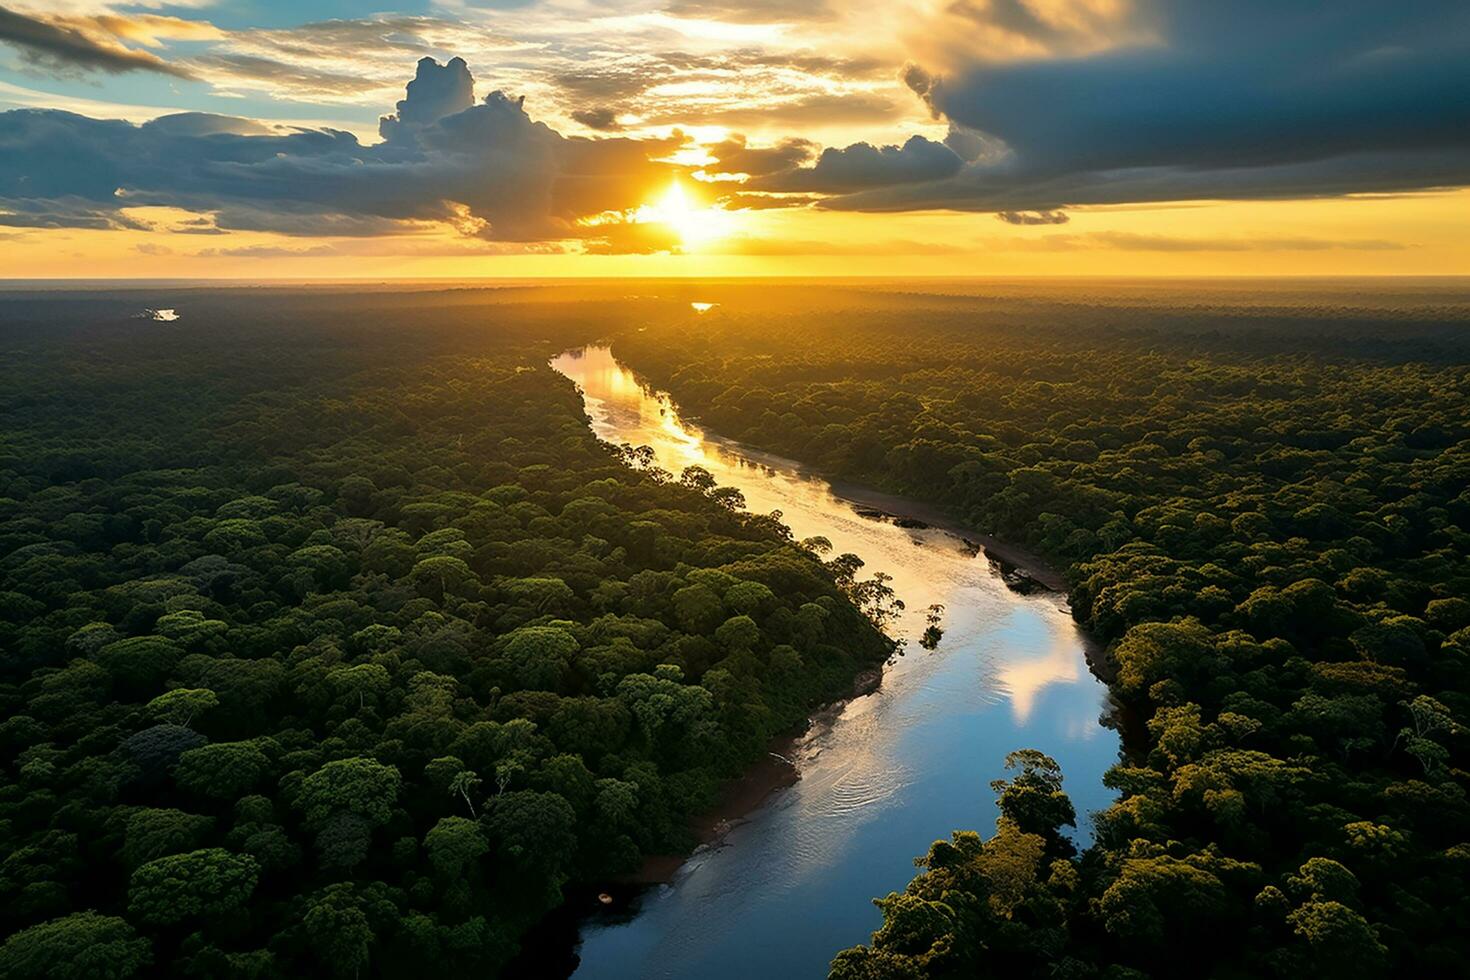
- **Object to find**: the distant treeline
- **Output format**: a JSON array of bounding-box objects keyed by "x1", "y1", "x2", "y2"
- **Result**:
[
  {"x1": 0, "y1": 295, "x2": 892, "y2": 977},
  {"x1": 613, "y1": 292, "x2": 1470, "y2": 978}
]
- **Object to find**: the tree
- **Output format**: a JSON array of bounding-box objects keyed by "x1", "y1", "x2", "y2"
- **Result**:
[
  {"x1": 1113, "y1": 620, "x2": 1217, "y2": 699},
  {"x1": 1094, "y1": 849, "x2": 1237, "y2": 945},
  {"x1": 502, "y1": 626, "x2": 578, "y2": 692},
  {"x1": 1286, "y1": 900, "x2": 1388, "y2": 977},
  {"x1": 145, "y1": 688, "x2": 218, "y2": 728},
  {"x1": 154, "y1": 609, "x2": 229, "y2": 648},
  {"x1": 715, "y1": 614, "x2": 761, "y2": 654},
  {"x1": 672, "y1": 584, "x2": 724, "y2": 634},
  {"x1": 120, "y1": 724, "x2": 206, "y2": 782},
  {"x1": 327, "y1": 664, "x2": 391, "y2": 712},
  {"x1": 175, "y1": 741, "x2": 273, "y2": 799},
  {"x1": 990, "y1": 749, "x2": 1076, "y2": 856},
  {"x1": 0, "y1": 912, "x2": 151, "y2": 979},
  {"x1": 128, "y1": 848, "x2": 259, "y2": 925},
  {"x1": 296, "y1": 758, "x2": 402, "y2": 830},
  {"x1": 1396, "y1": 695, "x2": 1459, "y2": 775},
  {"x1": 425, "y1": 816, "x2": 488, "y2": 878},
  {"x1": 483, "y1": 791, "x2": 576, "y2": 880},
  {"x1": 409, "y1": 556, "x2": 479, "y2": 602},
  {"x1": 448, "y1": 769, "x2": 482, "y2": 818},
  {"x1": 92, "y1": 636, "x2": 184, "y2": 700},
  {"x1": 121, "y1": 808, "x2": 214, "y2": 868},
  {"x1": 303, "y1": 885, "x2": 375, "y2": 980}
]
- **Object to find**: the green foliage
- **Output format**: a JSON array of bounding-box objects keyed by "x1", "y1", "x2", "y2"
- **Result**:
[
  {"x1": 121, "y1": 808, "x2": 215, "y2": 868},
  {"x1": 144, "y1": 687, "x2": 218, "y2": 727},
  {"x1": 0, "y1": 912, "x2": 151, "y2": 979},
  {"x1": 175, "y1": 741, "x2": 274, "y2": 799},
  {"x1": 0, "y1": 296, "x2": 891, "y2": 977},
  {"x1": 296, "y1": 758, "x2": 402, "y2": 830},
  {"x1": 603, "y1": 293, "x2": 1470, "y2": 978},
  {"x1": 424, "y1": 817, "x2": 488, "y2": 878},
  {"x1": 127, "y1": 848, "x2": 259, "y2": 925}
]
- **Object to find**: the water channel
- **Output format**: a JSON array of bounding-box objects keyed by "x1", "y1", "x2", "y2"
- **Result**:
[{"x1": 549, "y1": 345, "x2": 1122, "y2": 979}]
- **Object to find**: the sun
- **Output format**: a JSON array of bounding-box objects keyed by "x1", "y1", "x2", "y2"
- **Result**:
[{"x1": 640, "y1": 180, "x2": 734, "y2": 248}]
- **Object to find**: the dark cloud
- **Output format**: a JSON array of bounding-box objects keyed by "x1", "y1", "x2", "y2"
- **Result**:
[
  {"x1": 379, "y1": 56, "x2": 475, "y2": 140},
  {"x1": 198, "y1": 238, "x2": 567, "y2": 259},
  {"x1": 142, "y1": 113, "x2": 275, "y2": 138},
  {"x1": 0, "y1": 198, "x2": 150, "y2": 231},
  {"x1": 571, "y1": 107, "x2": 622, "y2": 132},
  {"x1": 716, "y1": 192, "x2": 821, "y2": 210},
  {"x1": 843, "y1": 0, "x2": 1470, "y2": 212},
  {"x1": 553, "y1": 67, "x2": 654, "y2": 105},
  {"x1": 941, "y1": 0, "x2": 1135, "y2": 56},
  {"x1": 0, "y1": 5, "x2": 194, "y2": 79},
  {"x1": 705, "y1": 136, "x2": 815, "y2": 177},
  {"x1": 996, "y1": 210, "x2": 1068, "y2": 225},
  {"x1": 756, "y1": 136, "x2": 962, "y2": 193},
  {"x1": 0, "y1": 57, "x2": 684, "y2": 251}
]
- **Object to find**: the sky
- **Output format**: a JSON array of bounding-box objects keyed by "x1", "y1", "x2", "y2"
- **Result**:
[{"x1": 0, "y1": 0, "x2": 1467, "y2": 278}]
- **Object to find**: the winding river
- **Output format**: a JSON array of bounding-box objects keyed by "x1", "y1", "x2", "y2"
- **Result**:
[{"x1": 549, "y1": 346, "x2": 1121, "y2": 980}]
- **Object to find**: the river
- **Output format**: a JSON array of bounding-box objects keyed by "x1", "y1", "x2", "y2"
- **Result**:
[{"x1": 549, "y1": 345, "x2": 1121, "y2": 979}]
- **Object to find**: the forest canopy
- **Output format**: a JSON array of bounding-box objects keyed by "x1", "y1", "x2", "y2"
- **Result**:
[
  {"x1": 1, "y1": 280, "x2": 1467, "y2": 978},
  {"x1": 0, "y1": 287, "x2": 893, "y2": 977},
  {"x1": 607, "y1": 282, "x2": 1470, "y2": 978}
]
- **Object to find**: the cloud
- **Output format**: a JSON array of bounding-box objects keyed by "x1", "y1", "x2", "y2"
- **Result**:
[
  {"x1": 679, "y1": 92, "x2": 906, "y2": 128},
  {"x1": 705, "y1": 235, "x2": 964, "y2": 256},
  {"x1": 571, "y1": 107, "x2": 621, "y2": 131},
  {"x1": 379, "y1": 56, "x2": 475, "y2": 141},
  {"x1": 843, "y1": 0, "x2": 1470, "y2": 212},
  {"x1": 197, "y1": 243, "x2": 338, "y2": 259},
  {"x1": 0, "y1": 57, "x2": 687, "y2": 251},
  {"x1": 717, "y1": 191, "x2": 821, "y2": 210},
  {"x1": 196, "y1": 238, "x2": 568, "y2": 259},
  {"x1": 0, "y1": 5, "x2": 196, "y2": 78},
  {"x1": 1000, "y1": 232, "x2": 1409, "y2": 253},
  {"x1": 996, "y1": 209, "x2": 1068, "y2": 225},
  {"x1": 705, "y1": 136, "x2": 815, "y2": 177},
  {"x1": 912, "y1": 0, "x2": 1159, "y2": 69},
  {"x1": 756, "y1": 135, "x2": 962, "y2": 193},
  {"x1": 662, "y1": 0, "x2": 832, "y2": 25},
  {"x1": 191, "y1": 53, "x2": 385, "y2": 100}
]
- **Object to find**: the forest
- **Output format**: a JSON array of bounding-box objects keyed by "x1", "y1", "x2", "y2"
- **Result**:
[
  {"x1": 1, "y1": 280, "x2": 1468, "y2": 978},
  {"x1": 608, "y1": 282, "x2": 1470, "y2": 977},
  {"x1": 0, "y1": 287, "x2": 894, "y2": 977}
]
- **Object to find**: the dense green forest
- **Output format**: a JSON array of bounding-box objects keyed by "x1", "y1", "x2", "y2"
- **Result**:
[
  {"x1": 610, "y1": 286, "x2": 1470, "y2": 978},
  {"x1": 3, "y1": 282, "x2": 1468, "y2": 978},
  {"x1": 0, "y1": 289, "x2": 893, "y2": 977}
]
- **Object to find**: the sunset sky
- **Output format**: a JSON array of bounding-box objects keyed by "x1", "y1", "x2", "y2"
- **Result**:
[{"x1": 1, "y1": 0, "x2": 1466, "y2": 278}]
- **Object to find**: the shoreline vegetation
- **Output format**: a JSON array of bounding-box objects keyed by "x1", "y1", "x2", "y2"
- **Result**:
[
  {"x1": 605, "y1": 286, "x2": 1470, "y2": 978},
  {"x1": 0, "y1": 291, "x2": 903, "y2": 978},
  {"x1": 1, "y1": 281, "x2": 1467, "y2": 979}
]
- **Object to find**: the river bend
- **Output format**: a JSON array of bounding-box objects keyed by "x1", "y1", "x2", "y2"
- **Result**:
[{"x1": 551, "y1": 346, "x2": 1120, "y2": 979}]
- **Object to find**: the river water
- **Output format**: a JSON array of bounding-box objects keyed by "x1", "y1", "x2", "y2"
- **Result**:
[{"x1": 549, "y1": 346, "x2": 1121, "y2": 979}]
